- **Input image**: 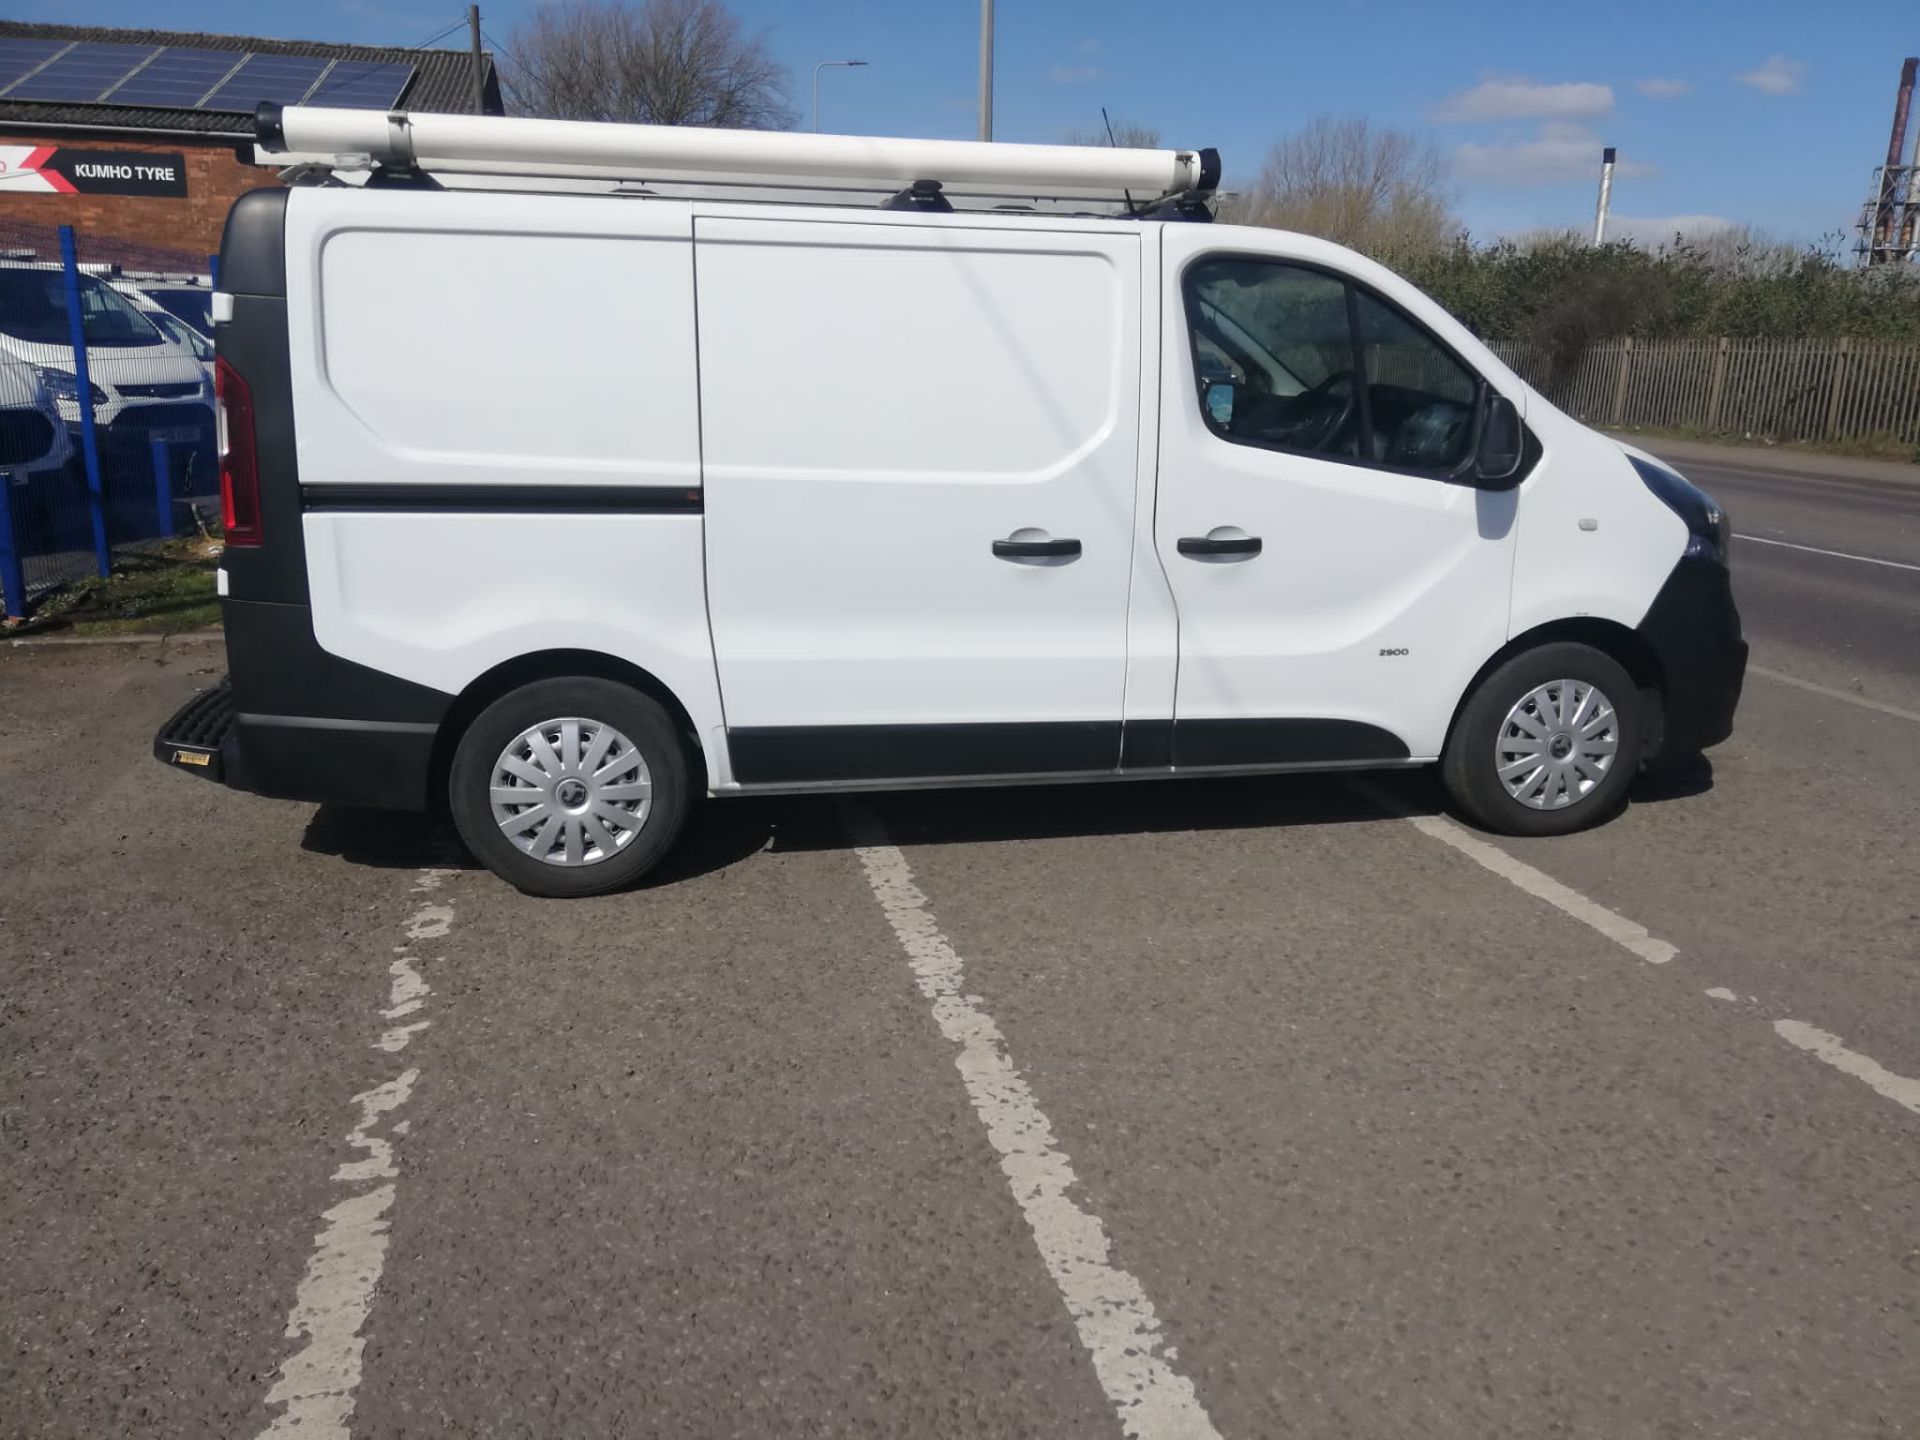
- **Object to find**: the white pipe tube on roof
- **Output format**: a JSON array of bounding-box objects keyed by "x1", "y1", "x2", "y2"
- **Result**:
[{"x1": 262, "y1": 105, "x2": 1216, "y2": 200}]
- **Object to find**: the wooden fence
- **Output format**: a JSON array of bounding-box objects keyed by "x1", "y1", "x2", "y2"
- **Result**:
[{"x1": 1488, "y1": 338, "x2": 1920, "y2": 447}]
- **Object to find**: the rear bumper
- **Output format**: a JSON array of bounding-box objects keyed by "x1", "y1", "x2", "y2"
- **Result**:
[
  {"x1": 154, "y1": 672, "x2": 439, "y2": 811},
  {"x1": 153, "y1": 680, "x2": 242, "y2": 785},
  {"x1": 1636, "y1": 555, "x2": 1748, "y2": 756}
]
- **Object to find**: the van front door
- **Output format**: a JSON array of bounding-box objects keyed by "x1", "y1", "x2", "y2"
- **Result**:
[
  {"x1": 695, "y1": 216, "x2": 1142, "y2": 786},
  {"x1": 1153, "y1": 236, "x2": 1519, "y2": 767}
]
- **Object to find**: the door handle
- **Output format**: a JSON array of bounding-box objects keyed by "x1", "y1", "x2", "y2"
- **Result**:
[
  {"x1": 1177, "y1": 534, "x2": 1262, "y2": 559},
  {"x1": 993, "y1": 535, "x2": 1082, "y2": 561}
]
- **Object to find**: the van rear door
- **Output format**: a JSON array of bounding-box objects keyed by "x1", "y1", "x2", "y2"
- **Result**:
[{"x1": 694, "y1": 215, "x2": 1142, "y2": 786}]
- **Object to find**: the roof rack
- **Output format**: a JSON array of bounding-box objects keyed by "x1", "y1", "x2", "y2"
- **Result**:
[{"x1": 253, "y1": 103, "x2": 1220, "y2": 216}]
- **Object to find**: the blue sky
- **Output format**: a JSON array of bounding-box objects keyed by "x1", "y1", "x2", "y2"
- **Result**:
[{"x1": 15, "y1": 0, "x2": 1908, "y2": 245}]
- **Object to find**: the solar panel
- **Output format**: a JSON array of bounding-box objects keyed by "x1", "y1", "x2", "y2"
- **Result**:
[
  {"x1": 0, "y1": 37, "x2": 72, "y2": 93},
  {"x1": 306, "y1": 60, "x2": 414, "y2": 110},
  {"x1": 5, "y1": 42, "x2": 155, "y2": 102},
  {"x1": 199, "y1": 53, "x2": 329, "y2": 111},
  {"x1": 107, "y1": 47, "x2": 240, "y2": 107}
]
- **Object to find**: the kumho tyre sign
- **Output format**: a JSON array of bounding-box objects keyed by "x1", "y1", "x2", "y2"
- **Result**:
[{"x1": 0, "y1": 146, "x2": 187, "y2": 197}]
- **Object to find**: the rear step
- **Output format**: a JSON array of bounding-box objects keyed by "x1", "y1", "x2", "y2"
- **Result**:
[{"x1": 154, "y1": 680, "x2": 235, "y2": 782}]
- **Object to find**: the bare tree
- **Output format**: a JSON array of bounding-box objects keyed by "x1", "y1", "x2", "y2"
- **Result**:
[
  {"x1": 1228, "y1": 116, "x2": 1458, "y2": 263},
  {"x1": 1062, "y1": 119, "x2": 1162, "y2": 149},
  {"x1": 502, "y1": 0, "x2": 793, "y2": 129}
]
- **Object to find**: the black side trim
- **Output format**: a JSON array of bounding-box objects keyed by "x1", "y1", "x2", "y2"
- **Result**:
[
  {"x1": 1635, "y1": 555, "x2": 1747, "y2": 755},
  {"x1": 238, "y1": 712, "x2": 439, "y2": 735},
  {"x1": 1169, "y1": 718, "x2": 1409, "y2": 769},
  {"x1": 729, "y1": 722, "x2": 1121, "y2": 784},
  {"x1": 1119, "y1": 717, "x2": 1172, "y2": 769},
  {"x1": 301, "y1": 484, "x2": 704, "y2": 514},
  {"x1": 218, "y1": 187, "x2": 288, "y2": 298},
  {"x1": 234, "y1": 716, "x2": 439, "y2": 811}
]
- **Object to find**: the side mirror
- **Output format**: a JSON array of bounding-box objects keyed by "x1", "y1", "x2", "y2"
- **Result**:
[
  {"x1": 1474, "y1": 393, "x2": 1524, "y2": 486},
  {"x1": 1204, "y1": 380, "x2": 1237, "y2": 427}
]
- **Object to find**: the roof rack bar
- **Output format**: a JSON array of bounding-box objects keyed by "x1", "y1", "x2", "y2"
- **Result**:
[{"x1": 256, "y1": 103, "x2": 1219, "y2": 202}]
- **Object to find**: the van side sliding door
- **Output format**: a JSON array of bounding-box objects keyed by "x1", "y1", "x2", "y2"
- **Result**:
[{"x1": 694, "y1": 216, "x2": 1142, "y2": 787}]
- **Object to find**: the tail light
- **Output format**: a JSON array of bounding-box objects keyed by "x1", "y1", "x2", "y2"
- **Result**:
[{"x1": 215, "y1": 355, "x2": 262, "y2": 546}]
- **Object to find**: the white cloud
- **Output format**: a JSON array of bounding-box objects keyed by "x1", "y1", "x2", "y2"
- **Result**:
[
  {"x1": 1454, "y1": 124, "x2": 1656, "y2": 187},
  {"x1": 1434, "y1": 77, "x2": 1614, "y2": 123},
  {"x1": 1607, "y1": 213, "x2": 1738, "y2": 245},
  {"x1": 1636, "y1": 77, "x2": 1692, "y2": 99},
  {"x1": 1047, "y1": 63, "x2": 1107, "y2": 85},
  {"x1": 1738, "y1": 56, "x2": 1805, "y2": 95}
]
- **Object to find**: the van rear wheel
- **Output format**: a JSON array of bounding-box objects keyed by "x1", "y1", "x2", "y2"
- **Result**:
[
  {"x1": 1441, "y1": 643, "x2": 1641, "y2": 837},
  {"x1": 449, "y1": 677, "x2": 691, "y2": 897}
]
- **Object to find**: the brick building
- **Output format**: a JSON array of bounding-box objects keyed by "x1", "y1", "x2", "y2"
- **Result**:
[{"x1": 0, "y1": 21, "x2": 503, "y2": 256}]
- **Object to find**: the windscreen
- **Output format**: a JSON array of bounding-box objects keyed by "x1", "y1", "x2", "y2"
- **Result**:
[
  {"x1": 148, "y1": 288, "x2": 213, "y2": 335},
  {"x1": 0, "y1": 268, "x2": 165, "y2": 348}
]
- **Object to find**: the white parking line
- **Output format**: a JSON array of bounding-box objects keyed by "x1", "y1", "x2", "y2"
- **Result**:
[
  {"x1": 1749, "y1": 666, "x2": 1920, "y2": 724},
  {"x1": 1361, "y1": 784, "x2": 1920, "y2": 1124},
  {"x1": 1733, "y1": 533, "x2": 1920, "y2": 572},
  {"x1": 1773, "y1": 1020, "x2": 1920, "y2": 1116},
  {"x1": 1355, "y1": 784, "x2": 1678, "y2": 965},
  {"x1": 842, "y1": 802, "x2": 1222, "y2": 1440},
  {"x1": 255, "y1": 862, "x2": 459, "y2": 1438}
]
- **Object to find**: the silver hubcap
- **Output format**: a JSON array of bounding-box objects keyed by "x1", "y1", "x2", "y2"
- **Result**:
[
  {"x1": 490, "y1": 717, "x2": 652, "y2": 867},
  {"x1": 1495, "y1": 679, "x2": 1620, "y2": 811}
]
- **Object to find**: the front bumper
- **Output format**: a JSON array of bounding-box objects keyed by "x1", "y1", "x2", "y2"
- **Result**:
[{"x1": 1636, "y1": 555, "x2": 1748, "y2": 756}]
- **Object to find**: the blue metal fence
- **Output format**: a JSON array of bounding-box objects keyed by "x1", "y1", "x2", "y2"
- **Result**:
[{"x1": 0, "y1": 216, "x2": 219, "y2": 618}]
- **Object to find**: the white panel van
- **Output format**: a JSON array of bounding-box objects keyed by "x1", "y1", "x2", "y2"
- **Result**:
[{"x1": 156, "y1": 107, "x2": 1746, "y2": 897}]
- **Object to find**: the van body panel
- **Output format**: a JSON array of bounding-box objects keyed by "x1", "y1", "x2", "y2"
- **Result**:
[
  {"x1": 694, "y1": 214, "x2": 1141, "y2": 751},
  {"x1": 1504, "y1": 412, "x2": 1690, "y2": 637},
  {"x1": 302, "y1": 510, "x2": 728, "y2": 787},
  {"x1": 283, "y1": 188, "x2": 700, "y2": 490},
  {"x1": 276, "y1": 186, "x2": 727, "y2": 786}
]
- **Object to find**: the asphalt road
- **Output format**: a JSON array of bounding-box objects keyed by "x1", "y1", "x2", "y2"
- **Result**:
[{"x1": 2, "y1": 441, "x2": 1916, "y2": 1439}]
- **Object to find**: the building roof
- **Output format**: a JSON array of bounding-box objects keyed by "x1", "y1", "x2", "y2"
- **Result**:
[{"x1": 0, "y1": 20, "x2": 503, "y2": 138}]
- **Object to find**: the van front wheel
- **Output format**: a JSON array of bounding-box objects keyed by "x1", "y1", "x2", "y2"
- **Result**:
[
  {"x1": 449, "y1": 677, "x2": 691, "y2": 897},
  {"x1": 1441, "y1": 643, "x2": 1642, "y2": 837}
]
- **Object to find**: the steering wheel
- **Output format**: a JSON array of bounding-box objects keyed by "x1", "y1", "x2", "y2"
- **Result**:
[{"x1": 1293, "y1": 369, "x2": 1358, "y2": 452}]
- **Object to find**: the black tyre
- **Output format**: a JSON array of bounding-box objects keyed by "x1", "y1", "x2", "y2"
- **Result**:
[
  {"x1": 448, "y1": 677, "x2": 691, "y2": 898},
  {"x1": 1441, "y1": 643, "x2": 1641, "y2": 837}
]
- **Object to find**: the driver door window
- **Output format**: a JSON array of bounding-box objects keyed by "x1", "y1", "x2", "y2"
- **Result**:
[
  {"x1": 1187, "y1": 260, "x2": 1361, "y2": 460},
  {"x1": 1184, "y1": 257, "x2": 1481, "y2": 473}
]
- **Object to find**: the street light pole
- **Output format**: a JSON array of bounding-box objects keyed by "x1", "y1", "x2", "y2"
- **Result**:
[
  {"x1": 812, "y1": 59, "x2": 868, "y2": 133},
  {"x1": 978, "y1": 0, "x2": 993, "y2": 141}
]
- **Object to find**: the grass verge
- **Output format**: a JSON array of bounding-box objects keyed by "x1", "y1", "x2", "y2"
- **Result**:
[{"x1": 6, "y1": 537, "x2": 222, "y2": 637}]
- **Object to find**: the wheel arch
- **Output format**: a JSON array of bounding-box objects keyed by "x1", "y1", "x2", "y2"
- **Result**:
[
  {"x1": 428, "y1": 649, "x2": 708, "y2": 815},
  {"x1": 1447, "y1": 617, "x2": 1667, "y2": 761}
]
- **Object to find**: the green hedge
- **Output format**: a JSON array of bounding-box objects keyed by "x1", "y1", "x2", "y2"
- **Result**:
[{"x1": 1399, "y1": 236, "x2": 1920, "y2": 352}]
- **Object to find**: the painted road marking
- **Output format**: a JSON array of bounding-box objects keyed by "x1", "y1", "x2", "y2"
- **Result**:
[
  {"x1": 842, "y1": 802, "x2": 1221, "y2": 1440},
  {"x1": 1774, "y1": 1020, "x2": 1920, "y2": 1117},
  {"x1": 1362, "y1": 784, "x2": 1920, "y2": 1124},
  {"x1": 1733, "y1": 533, "x2": 1920, "y2": 572},
  {"x1": 256, "y1": 861, "x2": 459, "y2": 1438},
  {"x1": 1691, "y1": 462, "x2": 1920, "y2": 495},
  {"x1": 1355, "y1": 784, "x2": 1678, "y2": 965},
  {"x1": 1749, "y1": 666, "x2": 1920, "y2": 724}
]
